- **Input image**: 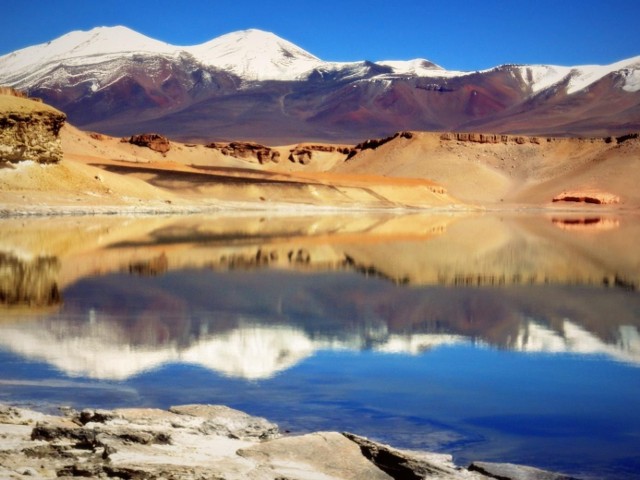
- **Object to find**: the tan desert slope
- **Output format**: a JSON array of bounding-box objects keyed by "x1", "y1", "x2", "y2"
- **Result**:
[
  {"x1": 0, "y1": 102, "x2": 458, "y2": 214},
  {"x1": 333, "y1": 131, "x2": 640, "y2": 208}
]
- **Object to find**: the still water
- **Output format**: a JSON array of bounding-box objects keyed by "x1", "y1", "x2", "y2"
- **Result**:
[{"x1": 1, "y1": 212, "x2": 639, "y2": 479}]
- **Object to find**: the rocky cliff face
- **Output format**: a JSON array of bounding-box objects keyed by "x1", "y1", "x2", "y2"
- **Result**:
[{"x1": 0, "y1": 93, "x2": 66, "y2": 164}]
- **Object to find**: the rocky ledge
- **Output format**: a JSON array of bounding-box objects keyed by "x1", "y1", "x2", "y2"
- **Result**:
[{"x1": 0, "y1": 404, "x2": 581, "y2": 480}]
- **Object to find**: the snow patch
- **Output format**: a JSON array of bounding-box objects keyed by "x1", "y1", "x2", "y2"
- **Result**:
[
  {"x1": 379, "y1": 59, "x2": 471, "y2": 79},
  {"x1": 517, "y1": 65, "x2": 573, "y2": 94}
]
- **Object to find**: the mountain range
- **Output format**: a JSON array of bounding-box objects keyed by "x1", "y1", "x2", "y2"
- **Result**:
[{"x1": 1, "y1": 26, "x2": 639, "y2": 143}]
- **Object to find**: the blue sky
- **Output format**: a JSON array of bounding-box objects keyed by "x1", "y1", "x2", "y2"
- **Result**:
[{"x1": 1, "y1": 0, "x2": 638, "y2": 70}]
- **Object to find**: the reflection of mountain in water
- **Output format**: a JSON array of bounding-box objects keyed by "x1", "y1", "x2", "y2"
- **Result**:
[
  {"x1": 1, "y1": 212, "x2": 639, "y2": 379},
  {"x1": 1, "y1": 272, "x2": 638, "y2": 380}
]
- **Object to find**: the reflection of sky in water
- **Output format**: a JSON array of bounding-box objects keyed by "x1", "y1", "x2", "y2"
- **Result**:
[{"x1": 1, "y1": 342, "x2": 639, "y2": 478}]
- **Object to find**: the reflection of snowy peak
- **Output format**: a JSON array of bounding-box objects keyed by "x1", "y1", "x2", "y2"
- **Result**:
[
  {"x1": 0, "y1": 317, "x2": 637, "y2": 381},
  {"x1": 515, "y1": 320, "x2": 640, "y2": 363}
]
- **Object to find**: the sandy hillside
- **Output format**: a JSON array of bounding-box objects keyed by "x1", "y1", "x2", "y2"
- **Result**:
[
  {"x1": 1, "y1": 120, "x2": 458, "y2": 214},
  {"x1": 55, "y1": 126, "x2": 640, "y2": 211},
  {"x1": 332, "y1": 132, "x2": 640, "y2": 208}
]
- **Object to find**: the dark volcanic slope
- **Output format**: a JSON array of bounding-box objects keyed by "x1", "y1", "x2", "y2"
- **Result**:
[{"x1": 37, "y1": 66, "x2": 640, "y2": 144}]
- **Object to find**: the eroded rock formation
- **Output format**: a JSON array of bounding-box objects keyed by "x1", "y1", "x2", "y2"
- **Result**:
[
  {"x1": 287, "y1": 144, "x2": 350, "y2": 164},
  {"x1": 0, "y1": 93, "x2": 66, "y2": 164},
  {"x1": 124, "y1": 133, "x2": 171, "y2": 154},
  {"x1": 208, "y1": 141, "x2": 280, "y2": 164}
]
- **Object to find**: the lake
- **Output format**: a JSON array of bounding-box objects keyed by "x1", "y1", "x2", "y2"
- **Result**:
[{"x1": 1, "y1": 211, "x2": 639, "y2": 479}]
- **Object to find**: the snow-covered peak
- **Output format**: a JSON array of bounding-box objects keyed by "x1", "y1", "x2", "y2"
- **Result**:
[
  {"x1": 186, "y1": 29, "x2": 323, "y2": 81},
  {"x1": 1, "y1": 26, "x2": 177, "y2": 66},
  {"x1": 0, "y1": 25, "x2": 180, "y2": 86},
  {"x1": 51, "y1": 26, "x2": 176, "y2": 56}
]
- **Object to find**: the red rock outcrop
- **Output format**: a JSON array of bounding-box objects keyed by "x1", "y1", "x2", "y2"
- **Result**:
[
  {"x1": 125, "y1": 133, "x2": 171, "y2": 154},
  {"x1": 552, "y1": 190, "x2": 620, "y2": 205}
]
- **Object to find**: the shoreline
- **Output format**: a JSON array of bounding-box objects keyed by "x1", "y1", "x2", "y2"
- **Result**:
[
  {"x1": 0, "y1": 203, "x2": 475, "y2": 218},
  {"x1": 1, "y1": 200, "x2": 636, "y2": 218},
  {"x1": 0, "y1": 403, "x2": 582, "y2": 480}
]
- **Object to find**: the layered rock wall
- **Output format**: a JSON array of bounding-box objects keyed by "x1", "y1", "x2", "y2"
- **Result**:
[
  {"x1": 440, "y1": 132, "x2": 543, "y2": 144},
  {"x1": 0, "y1": 94, "x2": 66, "y2": 163}
]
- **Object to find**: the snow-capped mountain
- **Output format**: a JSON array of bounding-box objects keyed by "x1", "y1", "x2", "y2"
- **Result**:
[
  {"x1": 1, "y1": 26, "x2": 638, "y2": 142},
  {"x1": 186, "y1": 29, "x2": 323, "y2": 81},
  {"x1": 0, "y1": 26, "x2": 325, "y2": 87}
]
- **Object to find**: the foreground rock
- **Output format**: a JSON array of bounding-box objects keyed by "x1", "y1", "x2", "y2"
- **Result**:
[
  {"x1": 0, "y1": 94, "x2": 66, "y2": 164},
  {"x1": 0, "y1": 404, "x2": 581, "y2": 479}
]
